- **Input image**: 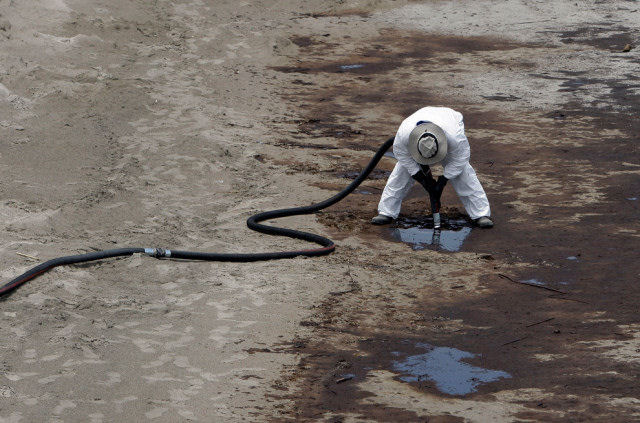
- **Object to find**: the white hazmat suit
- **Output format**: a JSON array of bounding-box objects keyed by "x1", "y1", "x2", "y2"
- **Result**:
[{"x1": 377, "y1": 107, "x2": 490, "y2": 220}]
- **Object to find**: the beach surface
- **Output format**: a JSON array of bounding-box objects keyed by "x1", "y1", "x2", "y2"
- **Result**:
[{"x1": 0, "y1": 0, "x2": 638, "y2": 421}]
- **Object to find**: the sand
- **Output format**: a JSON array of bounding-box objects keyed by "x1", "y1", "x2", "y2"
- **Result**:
[{"x1": 0, "y1": 0, "x2": 638, "y2": 421}]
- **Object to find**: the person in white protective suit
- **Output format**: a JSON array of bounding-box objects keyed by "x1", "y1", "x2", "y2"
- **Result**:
[{"x1": 372, "y1": 106, "x2": 493, "y2": 228}]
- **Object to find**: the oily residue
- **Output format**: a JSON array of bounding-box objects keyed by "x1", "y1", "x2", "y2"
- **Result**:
[
  {"x1": 334, "y1": 169, "x2": 391, "y2": 180},
  {"x1": 271, "y1": 31, "x2": 537, "y2": 152},
  {"x1": 559, "y1": 25, "x2": 635, "y2": 51},
  {"x1": 273, "y1": 18, "x2": 640, "y2": 421},
  {"x1": 272, "y1": 58, "x2": 398, "y2": 76},
  {"x1": 290, "y1": 35, "x2": 318, "y2": 48},
  {"x1": 276, "y1": 139, "x2": 338, "y2": 150},
  {"x1": 270, "y1": 330, "x2": 517, "y2": 421},
  {"x1": 300, "y1": 8, "x2": 372, "y2": 19},
  {"x1": 273, "y1": 31, "x2": 526, "y2": 76},
  {"x1": 481, "y1": 94, "x2": 521, "y2": 101}
]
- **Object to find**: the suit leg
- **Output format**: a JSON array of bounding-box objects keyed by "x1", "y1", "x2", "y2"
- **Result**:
[
  {"x1": 377, "y1": 163, "x2": 415, "y2": 219},
  {"x1": 449, "y1": 163, "x2": 491, "y2": 220}
]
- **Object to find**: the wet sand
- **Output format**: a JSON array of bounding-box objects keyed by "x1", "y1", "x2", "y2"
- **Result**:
[{"x1": 0, "y1": 0, "x2": 639, "y2": 421}]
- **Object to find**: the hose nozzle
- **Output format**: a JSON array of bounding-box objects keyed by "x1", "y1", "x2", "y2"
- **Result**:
[{"x1": 433, "y1": 212, "x2": 441, "y2": 229}]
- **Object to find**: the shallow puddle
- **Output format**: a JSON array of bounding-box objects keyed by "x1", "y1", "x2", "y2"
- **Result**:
[
  {"x1": 392, "y1": 343, "x2": 511, "y2": 396},
  {"x1": 339, "y1": 64, "x2": 365, "y2": 70},
  {"x1": 389, "y1": 216, "x2": 472, "y2": 252},
  {"x1": 521, "y1": 278, "x2": 546, "y2": 286}
]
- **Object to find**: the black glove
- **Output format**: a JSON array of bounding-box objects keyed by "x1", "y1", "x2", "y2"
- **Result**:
[
  {"x1": 434, "y1": 175, "x2": 448, "y2": 198},
  {"x1": 412, "y1": 168, "x2": 441, "y2": 212},
  {"x1": 431, "y1": 175, "x2": 448, "y2": 213},
  {"x1": 411, "y1": 166, "x2": 436, "y2": 192}
]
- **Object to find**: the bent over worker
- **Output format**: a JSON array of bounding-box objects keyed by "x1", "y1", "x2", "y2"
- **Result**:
[{"x1": 372, "y1": 106, "x2": 493, "y2": 228}]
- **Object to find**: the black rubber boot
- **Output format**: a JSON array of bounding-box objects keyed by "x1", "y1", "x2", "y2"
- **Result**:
[{"x1": 371, "y1": 214, "x2": 394, "y2": 225}]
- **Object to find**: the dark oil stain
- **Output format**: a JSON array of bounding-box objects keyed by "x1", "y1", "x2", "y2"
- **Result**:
[
  {"x1": 334, "y1": 169, "x2": 391, "y2": 180},
  {"x1": 294, "y1": 117, "x2": 365, "y2": 141},
  {"x1": 290, "y1": 35, "x2": 316, "y2": 48},
  {"x1": 276, "y1": 139, "x2": 339, "y2": 150},
  {"x1": 370, "y1": 31, "x2": 527, "y2": 56},
  {"x1": 481, "y1": 94, "x2": 521, "y2": 101},
  {"x1": 271, "y1": 30, "x2": 532, "y2": 151},
  {"x1": 546, "y1": 110, "x2": 567, "y2": 120},
  {"x1": 299, "y1": 8, "x2": 372, "y2": 18},
  {"x1": 559, "y1": 25, "x2": 635, "y2": 51},
  {"x1": 271, "y1": 59, "x2": 398, "y2": 76},
  {"x1": 291, "y1": 79, "x2": 314, "y2": 86},
  {"x1": 270, "y1": 20, "x2": 640, "y2": 421},
  {"x1": 273, "y1": 31, "x2": 529, "y2": 77},
  {"x1": 269, "y1": 333, "x2": 483, "y2": 421}
]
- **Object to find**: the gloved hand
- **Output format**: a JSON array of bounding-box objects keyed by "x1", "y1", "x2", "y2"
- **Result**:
[
  {"x1": 434, "y1": 175, "x2": 448, "y2": 198},
  {"x1": 431, "y1": 175, "x2": 448, "y2": 213},
  {"x1": 413, "y1": 168, "x2": 441, "y2": 212},
  {"x1": 411, "y1": 167, "x2": 436, "y2": 192}
]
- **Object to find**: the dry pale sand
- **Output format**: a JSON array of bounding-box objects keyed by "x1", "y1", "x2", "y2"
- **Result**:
[{"x1": 0, "y1": 0, "x2": 639, "y2": 422}]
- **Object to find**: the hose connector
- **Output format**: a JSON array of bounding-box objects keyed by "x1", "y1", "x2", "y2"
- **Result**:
[
  {"x1": 144, "y1": 248, "x2": 172, "y2": 258},
  {"x1": 433, "y1": 212, "x2": 441, "y2": 229}
]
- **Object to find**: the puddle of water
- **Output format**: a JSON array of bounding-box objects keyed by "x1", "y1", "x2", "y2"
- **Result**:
[
  {"x1": 567, "y1": 256, "x2": 578, "y2": 261},
  {"x1": 627, "y1": 197, "x2": 637, "y2": 201},
  {"x1": 392, "y1": 343, "x2": 511, "y2": 396},
  {"x1": 521, "y1": 277, "x2": 572, "y2": 289},
  {"x1": 339, "y1": 373, "x2": 356, "y2": 380},
  {"x1": 521, "y1": 278, "x2": 546, "y2": 286},
  {"x1": 340, "y1": 64, "x2": 364, "y2": 70},
  {"x1": 355, "y1": 189, "x2": 373, "y2": 195},
  {"x1": 392, "y1": 227, "x2": 472, "y2": 252},
  {"x1": 384, "y1": 150, "x2": 395, "y2": 159},
  {"x1": 547, "y1": 110, "x2": 567, "y2": 120},
  {"x1": 390, "y1": 217, "x2": 472, "y2": 252}
]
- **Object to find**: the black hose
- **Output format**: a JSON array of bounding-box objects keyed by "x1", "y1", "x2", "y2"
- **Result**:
[{"x1": 0, "y1": 137, "x2": 394, "y2": 297}]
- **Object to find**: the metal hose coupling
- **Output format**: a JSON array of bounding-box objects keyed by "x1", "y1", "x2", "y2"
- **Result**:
[
  {"x1": 144, "y1": 248, "x2": 172, "y2": 258},
  {"x1": 433, "y1": 212, "x2": 441, "y2": 229}
]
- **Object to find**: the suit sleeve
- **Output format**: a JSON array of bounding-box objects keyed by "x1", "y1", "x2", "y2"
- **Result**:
[
  {"x1": 393, "y1": 130, "x2": 421, "y2": 177},
  {"x1": 442, "y1": 119, "x2": 471, "y2": 179}
]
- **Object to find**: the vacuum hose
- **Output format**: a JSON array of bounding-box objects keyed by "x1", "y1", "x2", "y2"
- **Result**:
[{"x1": 0, "y1": 137, "x2": 394, "y2": 297}]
